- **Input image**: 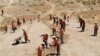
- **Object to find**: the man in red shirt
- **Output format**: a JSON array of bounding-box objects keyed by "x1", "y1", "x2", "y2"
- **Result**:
[
  {"x1": 50, "y1": 36, "x2": 60, "y2": 55},
  {"x1": 41, "y1": 33, "x2": 48, "y2": 48},
  {"x1": 37, "y1": 43, "x2": 45, "y2": 56}
]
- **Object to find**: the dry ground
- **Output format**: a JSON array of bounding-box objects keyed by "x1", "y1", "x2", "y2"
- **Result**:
[{"x1": 0, "y1": 0, "x2": 100, "y2": 56}]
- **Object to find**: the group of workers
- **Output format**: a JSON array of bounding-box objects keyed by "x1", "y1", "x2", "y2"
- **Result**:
[
  {"x1": 37, "y1": 14, "x2": 68, "y2": 56},
  {"x1": 37, "y1": 14, "x2": 99, "y2": 56},
  {"x1": 3, "y1": 16, "x2": 32, "y2": 45},
  {"x1": 1, "y1": 12, "x2": 99, "y2": 56}
]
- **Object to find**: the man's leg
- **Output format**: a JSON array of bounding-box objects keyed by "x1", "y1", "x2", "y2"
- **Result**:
[
  {"x1": 57, "y1": 46, "x2": 60, "y2": 55},
  {"x1": 60, "y1": 36, "x2": 64, "y2": 44},
  {"x1": 94, "y1": 30, "x2": 97, "y2": 36}
]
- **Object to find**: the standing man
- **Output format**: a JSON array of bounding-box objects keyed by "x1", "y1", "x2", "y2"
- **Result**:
[
  {"x1": 29, "y1": 16, "x2": 33, "y2": 23},
  {"x1": 79, "y1": 17, "x2": 83, "y2": 28},
  {"x1": 93, "y1": 23, "x2": 99, "y2": 36},
  {"x1": 41, "y1": 34, "x2": 48, "y2": 48},
  {"x1": 37, "y1": 43, "x2": 45, "y2": 56},
  {"x1": 53, "y1": 17, "x2": 56, "y2": 24},
  {"x1": 56, "y1": 17, "x2": 59, "y2": 25},
  {"x1": 59, "y1": 19, "x2": 63, "y2": 30},
  {"x1": 17, "y1": 18, "x2": 21, "y2": 26},
  {"x1": 23, "y1": 17, "x2": 26, "y2": 24},
  {"x1": 4, "y1": 24, "x2": 8, "y2": 33},
  {"x1": 1, "y1": 9, "x2": 4, "y2": 16},
  {"x1": 12, "y1": 21, "x2": 17, "y2": 32},
  {"x1": 61, "y1": 20, "x2": 66, "y2": 31},
  {"x1": 51, "y1": 24, "x2": 57, "y2": 35},
  {"x1": 81, "y1": 19, "x2": 85, "y2": 32},
  {"x1": 64, "y1": 14, "x2": 66, "y2": 20},
  {"x1": 50, "y1": 37, "x2": 60, "y2": 55},
  {"x1": 38, "y1": 15, "x2": 40, "y2": 22},
  {"x1": 59, "y1": 29, "x2": 64, "y2": 44},
  {"x1": 67, "y1": 16, "x2": 69, "y2": 22},
  {"x1": 59, "y1": 19, "x2": 66, "y2": 31},
  {"x1": 49, "y1": 14, "x2": 52, "y2": 20},
  {"x1": 22, "y1": 29, "x2": 30, "y2": 43}
]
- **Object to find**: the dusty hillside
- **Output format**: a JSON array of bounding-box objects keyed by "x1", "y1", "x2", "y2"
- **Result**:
[{"x1": 0, "y1": 0, "x2": 100, "y2": 25}]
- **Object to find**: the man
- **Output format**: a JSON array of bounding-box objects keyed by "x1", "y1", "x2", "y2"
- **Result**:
[
  {"x1": 59, "y1": 29, "x2": 64, "y2": 44},
  {"x1": 59, "y1": 19, "x2": 66, "y2": 31},
  {"x1": 51, "y1": 24, "x2": 57, "y2": 35},
  {"x1": 81, "y1": 19, "x2": 85, "y2": 32},
  {"x1": 17, "y1": 18, "x2": 21, "y2": 26},
  {"x1": 12, "y1": 21, "x2": 17, "y2": 32},
  {"x1": 23, "y1": 17, "x2": 26, "y2": 23},
  {"x1": 12, "y1": 37, "x2": 22, "y2": 45},
  {"x1": 49, "y1": 14, "x2": 52, "y2": 20},
  {"x1": 22, "y1": 29, "x2": 30, "y2": 43},
  {"x1": 4, "y1": 24, "x2": 8, "y2": 33},
  {"x1": 59, "y1": 19, "x2": 63, "y2": 29},
  {"x1": 56, "y1": 17, "x2": 59, "y2": 25},
  {"x1": 62, "y1": 20, "x2": 66, "y2": 31},
  {"x1": 41, "y1": 34, "x2": 48, "y2": 48},
  {"x1": 38, "y1": 15, "x2": 40, "y2": 22},
  {"x1": 64, "y1": 14, "x2": 66, "y2": 20},
  {"x1": 93, "y1": 23, "x2": 98, "y2": 36},
  {"x1": 53, "y1": 17, "x2": 56, "y2": 24},
  {"x1": 1, "y1": 9, "x2": 4, "y2": 16},
  {"x1": 29, "y1": 16, "x2": 33, "y2": 23},
  {"x1": 79, "y1": 17, "x2": 83, "y2": 28},
  {"x1": 50, "y1": 36, "x2": 60, "y2": 55},
  {"x1": 37, "y1": 43, "x2": 45, "y2": 56},
  {"x1": 67, "y1": 16, "x2": 69, "y2": 22}
]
